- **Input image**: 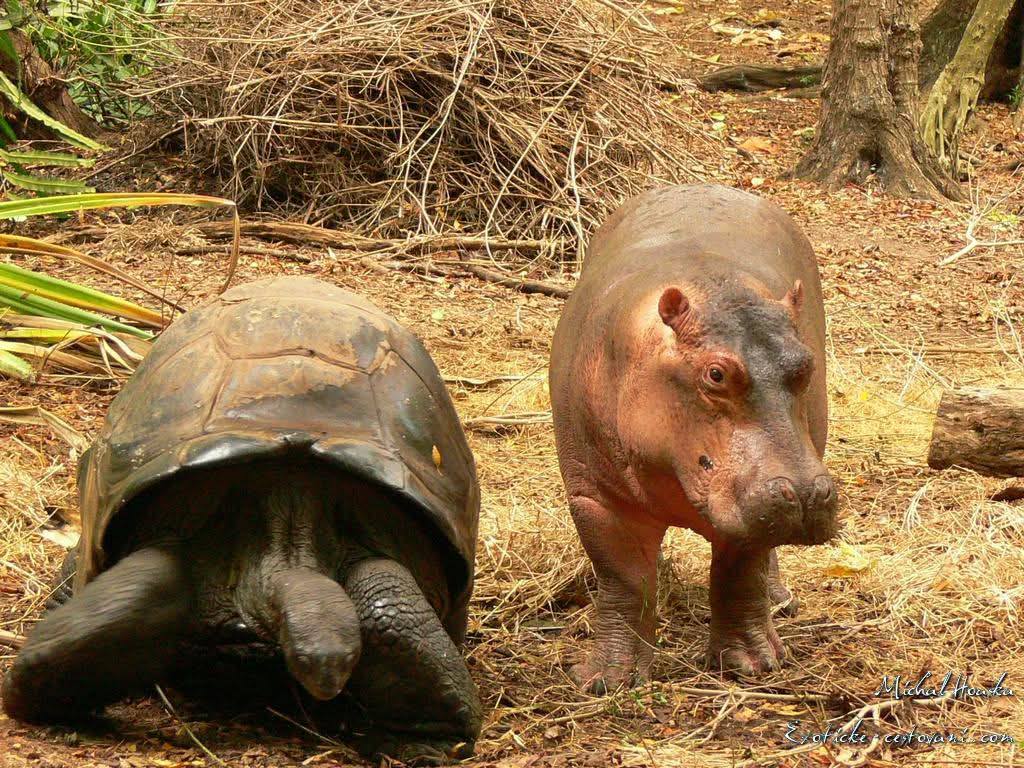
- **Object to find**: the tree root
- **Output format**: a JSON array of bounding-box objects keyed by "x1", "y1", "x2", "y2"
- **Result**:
[{"x1": 919, "y1": 0, "x2": 1017, "y2": 171}]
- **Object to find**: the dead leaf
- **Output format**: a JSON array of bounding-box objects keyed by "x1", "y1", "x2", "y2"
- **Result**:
[
  {"x1": 544, "y1": 725, "x2": 564, "y2": 741},
  {"x1": 39, "y1": 527, "x2": 80, "y2": 549},
  {"x1": 733, "y1": 706, "x2": 758, "y2": 722},
  {"x1": 824, "y1": 541, "x2": 873, "y2": 577},
  {"x1": 0, "y1": 405, "x2": 87, "y2": 454},
  {"x1": 738, "y1": 136, "x2": 778, "y2": 154}
]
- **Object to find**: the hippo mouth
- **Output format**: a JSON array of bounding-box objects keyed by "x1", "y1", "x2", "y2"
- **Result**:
[{"x1": 693, "y1": 491, "x2": 838, "y2": 548}]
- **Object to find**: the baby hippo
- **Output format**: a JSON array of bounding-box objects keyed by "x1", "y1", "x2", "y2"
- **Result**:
[{"x1": 549, "y1": 184, "x2": 838, "y2": 690}]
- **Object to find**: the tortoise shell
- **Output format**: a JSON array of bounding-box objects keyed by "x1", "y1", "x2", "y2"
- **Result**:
[{"x1": 75, "y1": 276, "x2": 479, "y2": 606}]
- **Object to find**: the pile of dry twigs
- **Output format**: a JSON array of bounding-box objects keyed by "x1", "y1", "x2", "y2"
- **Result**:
[{"x1": 151, "y1": 0, "x2": 710, "y2": 260}]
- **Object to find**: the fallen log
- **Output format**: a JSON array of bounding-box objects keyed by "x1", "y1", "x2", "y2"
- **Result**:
[
  {"x1": 927, "y1": 387, "x2": 1024, "y2": 476},
  {"x1": 698, "y1": 64, "x2": 822, "y2": 92}
]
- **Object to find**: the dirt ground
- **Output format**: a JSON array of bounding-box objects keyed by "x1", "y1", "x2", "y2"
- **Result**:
[{"x1": 2, "y1": 1, "x2": 1024, "y2": 767}]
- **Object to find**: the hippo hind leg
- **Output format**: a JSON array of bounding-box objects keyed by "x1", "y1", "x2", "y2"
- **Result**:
[
  {"x1": 2, "y1": 545, "x2": 193, "y2": 721},
  {"x1": 342, "y1": 558, "x2": 482, "y2": 766},
  {"x1": 767, "y1": 548, "x2": 799, "y2": 618}
]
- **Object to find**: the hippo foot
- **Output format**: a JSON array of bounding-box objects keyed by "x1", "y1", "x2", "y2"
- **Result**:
[
  {"x1": 356, "y1": 733, "x2": 476, "y2": 766},
  {"x1": 706, "y1": 622, "x2": 785, "y2": 676},
  {"x1": 570, "y1": 655, "x2": 649, "y2": 694}
]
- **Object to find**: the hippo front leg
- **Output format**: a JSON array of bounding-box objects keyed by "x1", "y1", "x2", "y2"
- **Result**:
[
  {"x1": 570, "y1": 495, "x2": 666, "y2": 694},
  {"x1": 707, "y1": 547, "x2": 785, "y2": 675}
]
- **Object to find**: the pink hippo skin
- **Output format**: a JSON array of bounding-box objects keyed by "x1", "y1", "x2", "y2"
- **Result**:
[{"x1": 549, "y1": 185, "x2": 838, "y2": 691}]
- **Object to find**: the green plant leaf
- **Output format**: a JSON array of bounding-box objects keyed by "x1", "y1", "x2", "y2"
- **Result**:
[
  {"x1": 0, "y1": 191, "x2": 236, "y2": 219},
  {"x1": 0, "y1": 115, "x2": 15, "y2": 145},
  {"x1": 0, "y1": 29, "x2": 16, "y2": 59},
  {"x1": 0, "y1": 148, "x2": 95, "y2": 167},
  {"x1": 0, "y1": 72, "x2": 107, "y2": 151},
  {"x1": 0, "y1": 283, "x2": 152, "y2": 338},
  {"x1": 2, "y1": 168, "x2": 94, "y2": 194},
  {"x1": 0, "y1": 261, "x2": 162, "y2": 327},
  {"x1": 0, "y1": 347, "x2": 33, "y2": 379}
]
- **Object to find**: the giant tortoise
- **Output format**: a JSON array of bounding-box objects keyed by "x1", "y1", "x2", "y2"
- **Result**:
[{"x1": 1, "y1": 276, "x2": 482, "y2": 763}]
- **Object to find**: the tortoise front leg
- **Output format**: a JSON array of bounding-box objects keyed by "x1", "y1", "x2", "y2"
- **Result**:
[
  {"x1": 45, "y1": 546, "x2": 78, "y2": 610},
  {"x1": 2, "y1": 545, "x2": 193, "y2": 722},
  {"x1": 342, "y1": 558, "x2": 482, "y2": 766}
]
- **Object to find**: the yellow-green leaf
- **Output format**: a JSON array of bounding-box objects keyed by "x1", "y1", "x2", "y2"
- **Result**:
[
  {"x1": 0, "y1": 348, "x2": 33, "y2": 380},
  {"x1": 0, "y1": 283, "x2": 153, "y2": 338},
  {"x1": 0, "y1": 262, "x2": 162, "y2": 328},
  {"x1": 0, "y1": 192, "x2": 236, "y2": 220}
]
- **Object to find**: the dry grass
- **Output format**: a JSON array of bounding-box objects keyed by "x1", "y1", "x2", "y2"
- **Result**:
[
  {"x1": 143, "y1": 0, "x2": 714, "y2": 259},
  {"x1": 1, "y1": 203, "x2": 1023, "y2": 766}
]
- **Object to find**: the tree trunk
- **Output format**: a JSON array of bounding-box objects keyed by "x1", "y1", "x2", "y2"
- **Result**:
[
  {"x1": 919, "y1": 0, "x2": 981, "y2": 87},
  {"x1": 919, "y1": 0, "x2": 1016, "y2": 171},
  {"x1": 928, "y1": 388, "x2": 1024, "y2": 477},
  {"x1": 920, "y1": 0, "x2": 1022, "y2": 95},
  {"x1": 793, "y1": 0, "x2": 959, "y2": 200},
  {"x1": 0, "y1": 29, "x2": 100, "y2": 140},
  {"x1": 700, "y1": 0, "x2": 1022, "y2": 101}
]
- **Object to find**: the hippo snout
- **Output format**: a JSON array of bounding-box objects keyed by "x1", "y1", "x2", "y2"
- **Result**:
[{"x1": 746, "y1": 473, "x2": 838, "y2": 545}]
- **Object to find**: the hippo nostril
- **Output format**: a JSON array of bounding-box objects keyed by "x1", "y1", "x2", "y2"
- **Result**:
[
  {"x1": 780, "y1": 483, "x2": 797, "y2": 503},
  {"x1": 811, "y1": 474, "x2": 836, "y2": 509},
  {"x1": 765, "y1": 478, "x2": 800, "y2": 511}
]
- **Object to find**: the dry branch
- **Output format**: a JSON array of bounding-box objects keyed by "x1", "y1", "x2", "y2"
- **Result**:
[
  {"x1": 461, "y1": 263, "x2": 571, "y2": 299},
  {"x1": 928, "y1": 387, "x2": 1024, "y2": 476},
  {"x1": 198, "y1": 222, "x2": 556, "y2": 257}
]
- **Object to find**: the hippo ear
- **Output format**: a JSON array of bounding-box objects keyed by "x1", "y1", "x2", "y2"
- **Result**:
[
  {"x1": 658, "y1": 287, "x2": 691, "y2": 333},
  {"x1": 782, "y1": 280, "x2": 804, "y2": 317}
]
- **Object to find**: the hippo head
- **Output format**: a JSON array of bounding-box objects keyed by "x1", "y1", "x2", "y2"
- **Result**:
[{"x1": 655, "y1": 278, "x2": 837, "y2": 548}]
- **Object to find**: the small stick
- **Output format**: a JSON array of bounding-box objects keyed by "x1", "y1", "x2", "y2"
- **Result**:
[
  {"x1": 940, "y1": 211, "x2": 1024, "y2": 266},
  {"x1": 0, "y1": 629, "x2": 25, "y2": 649},
  {"x1": 357, "y1": 256, "x2": 447, "y2": 283},
  {"x1": 175, "y1": 245, "x2": 311, "y2": 264},
  {"x1": 443, "y1": 373, "x2": 543, "y2": 388},
  {"x1": 155, "y1": 684, "x2": 228, "y2": 767},
  {"x1": 463, "y1": 411, "x2": 552, "y2": 430},
  {"x1": 853, "y1": 345, "x2": 1006, "y2": 355}
]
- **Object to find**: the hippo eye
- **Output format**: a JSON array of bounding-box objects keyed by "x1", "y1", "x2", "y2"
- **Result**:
[{"x1": 708, "y1": 367, "x2": 725, "y2": 383}]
